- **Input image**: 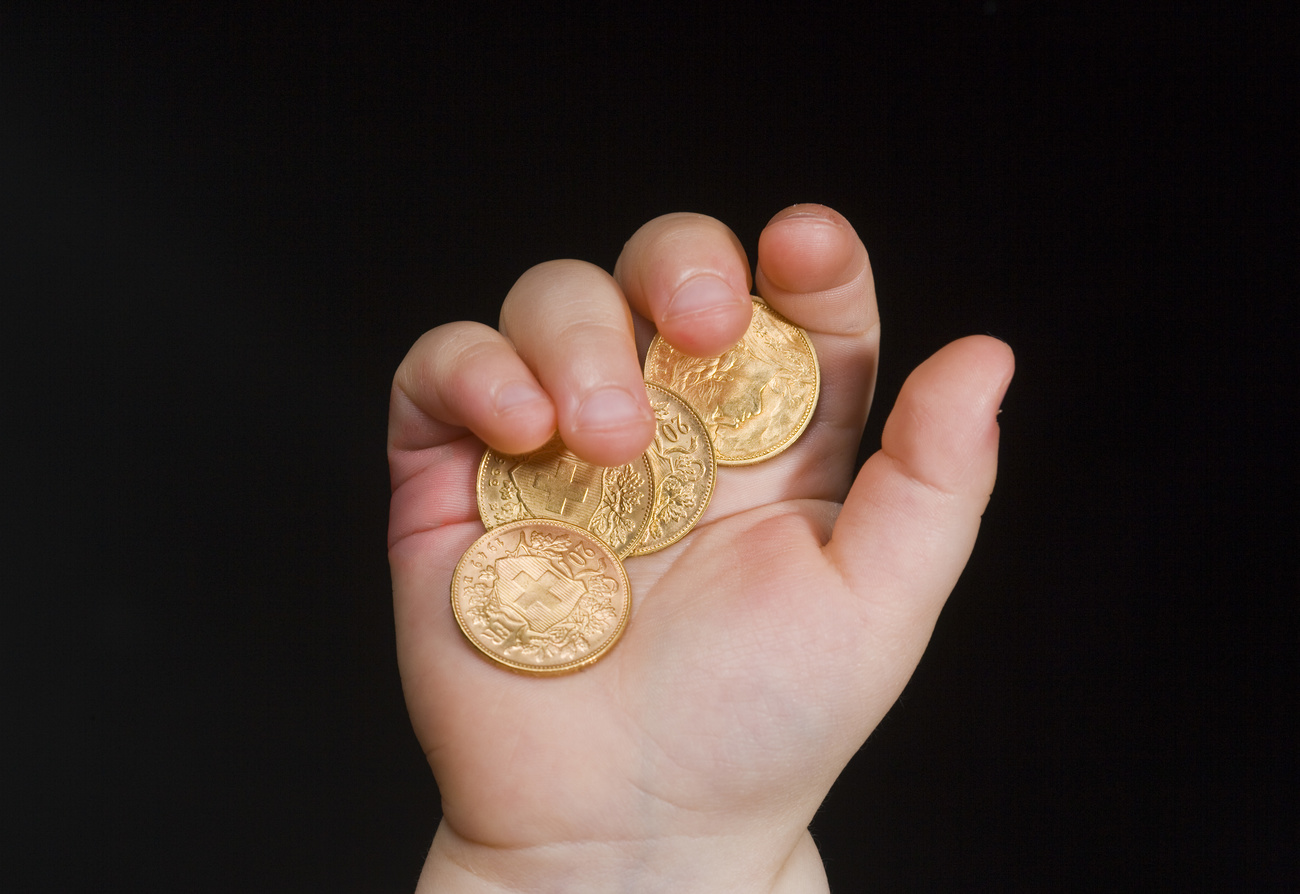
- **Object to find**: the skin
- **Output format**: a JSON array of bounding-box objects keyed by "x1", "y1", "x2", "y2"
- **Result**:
[{"x1": 388, "y1": 205, "x2": 1015, "y2": 892}]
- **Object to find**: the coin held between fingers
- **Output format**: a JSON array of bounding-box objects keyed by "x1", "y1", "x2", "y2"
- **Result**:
[{"x1": 645, "y1": 298, "x2": 821, "y2": 465}]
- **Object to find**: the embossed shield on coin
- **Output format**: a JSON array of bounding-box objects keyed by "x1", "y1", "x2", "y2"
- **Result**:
[
  {"x1": 629, "y1": 383, "x2": 716, "y2": 556},
  {"x1": 644, "y1": 298, "x2": 820, "y2": 465},
  {"x1": 477, "y1": 435, "x2": 654, "y2": 558},
  {"x1": 451, "y1": 520, "x2": 632, "y2": 675}
]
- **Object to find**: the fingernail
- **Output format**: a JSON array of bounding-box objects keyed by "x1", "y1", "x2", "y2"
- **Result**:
[
  {"x1": 769, "y1": 204, "x2": 842, "y2": 226},
  {"x1": 495, "y1": 381, "x2": 547, "y2": 415},
  {"x1": 665, "y1": 275, "x2": 738, "y2": 323},
  {"x1": 575, "y1": 386, "x2": 650, "y2": 432}
]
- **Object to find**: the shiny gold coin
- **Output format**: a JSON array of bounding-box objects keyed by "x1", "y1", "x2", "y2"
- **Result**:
[
  {"x1": 477, "y1": 434, "x2": 655, "y2": 558},
  {"x1": 628, "y1": 383, "x2": 716, "y2": 556},
  {"x1": 644, "y1": 298, "x2": 820, "y2": 465},
  {"x1": 452, "y1": 519, "x2": 631, "y2": 675}
]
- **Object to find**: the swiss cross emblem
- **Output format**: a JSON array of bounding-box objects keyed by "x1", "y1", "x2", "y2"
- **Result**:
[
  {"x1": 512, "y1": 450, "x2": 594, "y2": 520},
  {"x1": 496, "y1": 556, "x2": 586, "y2": 632}
]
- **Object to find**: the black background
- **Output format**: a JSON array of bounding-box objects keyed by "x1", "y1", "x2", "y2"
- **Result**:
[{"x1": 3, "y1": 2, "x2": 1294, "y2": 891}]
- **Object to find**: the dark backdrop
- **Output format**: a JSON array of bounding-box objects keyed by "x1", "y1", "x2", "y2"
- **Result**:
[{"x1": 4, "y1": 3, "x2": 1294, "y2": 890}]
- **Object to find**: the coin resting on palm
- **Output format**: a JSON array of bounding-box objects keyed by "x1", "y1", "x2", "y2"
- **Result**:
[
  {"x1": 451, "y1": 519, "x2": 631, "y2": 675},
  {"x1": 629, "y1": 383, "x2": 716, "y2": 557},
  {"x1": 643, "y1": 298, "x2": 820, "y2": 465},
  {"x1": 477, "y1": 434, "x2": 654, "y2": 559}
]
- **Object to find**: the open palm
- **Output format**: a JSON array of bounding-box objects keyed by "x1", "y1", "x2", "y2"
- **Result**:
[{"x1": 388, "y1": 206, "x2": 1014, "y2": 892}]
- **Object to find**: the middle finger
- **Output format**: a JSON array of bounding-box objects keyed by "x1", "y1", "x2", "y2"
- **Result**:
[{"x1": 500, "y1": 259, "x2": 654, "y2": 467}]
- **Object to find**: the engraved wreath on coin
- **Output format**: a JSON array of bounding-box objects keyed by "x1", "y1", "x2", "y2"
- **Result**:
[
  {"x1": 645, "y1": 298, "x2": 820, "y2": 465},
  {"x1": 452, "y1": 520, "x2": 631, "y2": 674},
  {"x1": 590, "y1": 463, "x2": 649, "y2": 551},
  {"x1": 630, "y1": 383, "x2": 716, "y2": 556}
]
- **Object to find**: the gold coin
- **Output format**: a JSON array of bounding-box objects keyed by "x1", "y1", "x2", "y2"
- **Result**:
[
  {"x1": 644, "y1": 298, "x2": 820, "y2": 465},
  {"x1": 477, "y1": 434, "x2": 655, "y2": 558},
  {"x1": 451, "y1": 519, "x2": 631, "y2": 675},
  {"x1": 629, "y1": 383, "x2": 716, "y2": 556}
]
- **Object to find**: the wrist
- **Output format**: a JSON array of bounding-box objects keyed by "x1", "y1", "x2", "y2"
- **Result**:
[{"x1": 416, "y1": 819, "x2": 830, "y2": 894}]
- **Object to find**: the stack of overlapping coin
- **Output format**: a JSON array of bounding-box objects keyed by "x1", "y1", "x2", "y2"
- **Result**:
[{"x1": 451, "y1": 298, "x2": 820, "y2": 674}]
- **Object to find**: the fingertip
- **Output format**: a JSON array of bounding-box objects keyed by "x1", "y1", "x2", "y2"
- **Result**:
[
  {"x1": 655, "y1": 275, "x2": 753, "y2": 357},
  {"x1": 753, "y1": 205, "x2": 875, "y2": 341},
  {"x1": 955, "y1": 334, "x2": 1016, "y2": 414},
  {"x1": 572, "y1": 386, "x2": 653, "y2": 438},
  {"x1": 614, "y1": 212, "x2": 754, "y2": 357},
  {"x1": 757, "y1": 204, "x2": 862, "y2": 295},
  {"x1": 487, "y1": 380, "x2": 557, "y2": 454},
  {"x1": 766, "y1": 202, "x2": 848, "y2": 228},
  {"x1": 563, "y1": 385, "x2": 655, "y2": 467},
  {"x1": 882, "y1": 335, "x2": 1016, "y2": 498}
]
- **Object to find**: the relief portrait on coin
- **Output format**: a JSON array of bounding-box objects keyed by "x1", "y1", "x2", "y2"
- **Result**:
[{"x1": 669, "y1": 305, "x2": 818, "y2": 459}]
